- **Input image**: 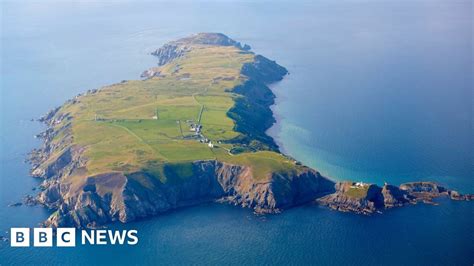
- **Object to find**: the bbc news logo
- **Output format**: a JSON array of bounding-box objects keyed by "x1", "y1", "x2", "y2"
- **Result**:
[{"x1": 10, "y1": 228, "x2": 138, "y2": 247}]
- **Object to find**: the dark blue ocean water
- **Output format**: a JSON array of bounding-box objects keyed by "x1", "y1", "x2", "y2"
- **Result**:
[{"x1": 1, "y1": 1, "x2": 472, "y2": 265}]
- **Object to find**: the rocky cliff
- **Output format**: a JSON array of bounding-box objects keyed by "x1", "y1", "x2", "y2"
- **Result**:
[
  {"x1": 226, "y1": 57, "x2": 288, "y2": 152},
  {"x1": 317, "y1": 181, "x2": 473, "y2": 215},
  {"x1": 40, "y1": 161, "x2": 334, "y2": 228}
]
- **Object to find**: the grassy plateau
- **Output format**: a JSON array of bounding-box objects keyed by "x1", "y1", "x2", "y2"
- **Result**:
[{"x1": 44, "y1": 38, "x2": 301, "y2": 188}]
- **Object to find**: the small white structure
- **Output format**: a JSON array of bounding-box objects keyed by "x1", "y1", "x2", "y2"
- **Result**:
[
  {"x1": 208, "y1": 142, "x2": 214, "y2": 148},
  {"x1": 351, "y1": 182, "x2": 366, "y2": 188}
]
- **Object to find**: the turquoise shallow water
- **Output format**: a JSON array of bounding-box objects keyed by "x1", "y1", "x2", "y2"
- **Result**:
[{"x1": 1, "y1": 1, "x2": 472, "y2": 265}]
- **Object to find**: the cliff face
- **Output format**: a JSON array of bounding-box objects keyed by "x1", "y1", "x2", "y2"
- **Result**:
[
  {"x1": 226, "y1": 56, "x2": 288, "y2": 152},
  {"x1": 317, "y1": 181, "x2": 472, "y2": 215},
  {"x1": 151, "y1": 44, "x2": 190, "y2": 66},
  {"x1": 41, "y1": 161, "x2": 334, "y2": 228}
]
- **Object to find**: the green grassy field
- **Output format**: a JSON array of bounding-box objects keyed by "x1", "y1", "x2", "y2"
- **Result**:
[
  {"x1": 344, "y1": 185, "x2": 370, "y2": 199},
  {"x1": 47, "y1": 44, "x2": 300, "y2": 184}
]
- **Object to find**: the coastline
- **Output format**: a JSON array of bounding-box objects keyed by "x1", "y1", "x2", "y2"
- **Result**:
[
  {"x1": 266, "y1": 83, "x2": 288, "y2": 155},
  {"x1": 24, "y1": 33, "x2": 473, "y2": 228},
  {"x1": 26, "y1": 33, "x2": 338, "y2": 228},
  {"x1": 1, "y1": 2, "x2": 472, "y2": 264}
]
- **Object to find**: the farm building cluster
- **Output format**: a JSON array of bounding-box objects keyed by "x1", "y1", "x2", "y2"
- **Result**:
[{"x1": 185, "y1": 120, "x2": 215, "y2": 148}]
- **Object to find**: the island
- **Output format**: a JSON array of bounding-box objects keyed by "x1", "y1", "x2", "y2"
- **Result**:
[{"x1": 27, "y1": 33, "x2": 472, "y2": 228}]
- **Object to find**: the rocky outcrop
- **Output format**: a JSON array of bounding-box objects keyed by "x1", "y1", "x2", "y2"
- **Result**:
[
  {"x1": 29, "y1": 107, "x2": 80, "y2": 180},
  {"x1": 140, "y1": 68, "x2": 163, "y2": 79},
  {"x1": 381, "y1": 184, "x2": 411, "y2": 207},
  {"x1": 41, "y1": 161, "x2": 334, "y2": 228},
  {"x1": 317, "y1": 181, "x2": 473, "y2": 215},
  {"x1": 316, "y1": 182, "x2": 383, "y2": 214},
  {"x1": 241, "y1": 55, "x2": 288, "y2": 84},
  {"x1": 400, "y1": 182, "x2": 474, "y2": 201},
  {"x1": 151, "y1": 43, "x2": 190, "y2": 66},
  {"x1": 151, "y1": 33, "x2": 251, "y2": 66}
]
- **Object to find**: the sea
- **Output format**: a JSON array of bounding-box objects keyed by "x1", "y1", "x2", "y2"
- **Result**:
[{"x1": 0, "y1": 1, "x2": 472, "y2": 265}]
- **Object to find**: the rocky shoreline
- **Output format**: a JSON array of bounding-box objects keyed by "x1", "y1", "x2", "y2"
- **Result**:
[
  {"x1": 41, "y1": 161, "x2": 335, "y2": 228},
  {"x1": 317, "y1": 181, "x2": 473, "y2": 215},
  {"x1": 24, "y1": 33, "x2": 473, "y2": 228}
]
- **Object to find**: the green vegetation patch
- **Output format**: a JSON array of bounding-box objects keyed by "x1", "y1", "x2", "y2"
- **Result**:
[
  {"x1": 345, "y1": 186, "x2": 370, "y2": 199},
  {"x1": 220, "y1": 151, "x2": 301, "y2": 181},
  {"x1": 163, "y1": 162, "x2": 195, "y2": 185},
  {"x1": 46, "y1": 42, "x2": 297, "y2": 185}
]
